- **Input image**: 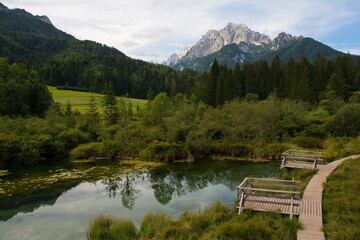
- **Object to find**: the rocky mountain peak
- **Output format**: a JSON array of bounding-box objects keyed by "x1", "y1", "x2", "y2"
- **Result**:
[
  {"x1": 36, "y1": 15, "x2": 52, "y2": 25},
  {"x1": 272, "y1": 32, "x2": 298, "y2": 50},
  {"x1": 165, "y1": 46, "x2": 191, "y2": 66},
  {"x1": 180, "y1": 23, "x2": 272, "y2": 62},
  {"x1": 0, "y1": 3, "x2": 52, "y2": 25}
]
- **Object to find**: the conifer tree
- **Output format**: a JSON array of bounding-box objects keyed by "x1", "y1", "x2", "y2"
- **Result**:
[
  {"x1": 207, "y1": 58, "x2": 219, "y2": 107},
  {"x1": 103, "y1": 86, "x2": 118, "y2": 126}
]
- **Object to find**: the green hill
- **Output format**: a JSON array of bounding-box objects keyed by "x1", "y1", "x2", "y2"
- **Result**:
[
  {"x1": 259, "y1": 37, "x2": 349, "y2": 63},
  {"x1": 0, "y1": 3, "x2": 197, "y2": 99}
]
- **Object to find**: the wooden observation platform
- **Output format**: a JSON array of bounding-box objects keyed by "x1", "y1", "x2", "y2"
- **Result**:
[
  {"x1": 281, "y1": 149, "x2": 324, "y2": 169},
  {"x1": 237, "y1": 177, "x2": 302, "y2": 219}
]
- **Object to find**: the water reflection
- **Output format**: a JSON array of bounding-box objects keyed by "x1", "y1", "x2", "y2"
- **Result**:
[
  {"x1": 102, "y1": 173, "x2": 141, "y2": 209},
  {"x1": 0, "y1": 160, "x2": 281, "y2": 240}
]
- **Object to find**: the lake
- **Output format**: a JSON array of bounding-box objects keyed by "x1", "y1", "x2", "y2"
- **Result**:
[{"x1": 0, "y1": 159, "x2": 281, "y2": 240}]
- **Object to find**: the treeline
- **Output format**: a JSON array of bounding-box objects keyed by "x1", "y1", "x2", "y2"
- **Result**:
[
  {"x1": 38, "y1": 40, "x2": 197, "y2": 99},
  {"x1": 37, "y1": 51, "x2": 360, "y2": 106},
  {"x1": 192, "y1": 54, "x2": 360, "y2": 108}
]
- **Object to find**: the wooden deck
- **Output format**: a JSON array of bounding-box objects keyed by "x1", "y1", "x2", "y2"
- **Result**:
[
  {"x1": 297, "y1": 155, "x2": 360, "y2": 240},
  {"x1": 237, "y1": 178, "x2": 302, "y2": 219},
  {"x1": 281, "y1": 149, "x2": 324, "y2": 169}
]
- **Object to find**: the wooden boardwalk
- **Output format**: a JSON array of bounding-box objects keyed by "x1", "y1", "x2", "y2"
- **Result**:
[{"x1": 297, "y1": 155, "x2": 360, "y2": 240}]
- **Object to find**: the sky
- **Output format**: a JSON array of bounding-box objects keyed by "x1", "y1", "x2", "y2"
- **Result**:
[{"x1": 2, "y1": 0, "x2": 360, "y2": 63}]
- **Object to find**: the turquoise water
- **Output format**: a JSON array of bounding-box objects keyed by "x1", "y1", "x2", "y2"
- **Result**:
[{"x1": 0, "y1": 159, "x2": 281, "y2": 240}]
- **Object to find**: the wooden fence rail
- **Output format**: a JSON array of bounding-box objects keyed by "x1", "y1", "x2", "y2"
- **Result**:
[
  {"x1": 237, "y1": 177, "x2": 302, "y2": 219},
  {"x1": 281, "y1": 149, "x2": 324, "y2": 169}
]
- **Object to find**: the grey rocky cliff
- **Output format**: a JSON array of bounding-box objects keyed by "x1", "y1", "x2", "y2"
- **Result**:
[
  {"x1": 271, "y1": 32, "x2": 298, "y2": 50},
  {"x1": 166, "y1": 45, "x2": 190, "y2": 66},
  {"x1": 182, "y1": 23, "x2": 272, "y2": 61},
  {"x1": 36, "y1": 15, "x2": 52, "y2": 25}
]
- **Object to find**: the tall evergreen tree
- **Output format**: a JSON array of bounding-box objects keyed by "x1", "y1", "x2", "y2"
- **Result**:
[
  {"x1": 233, "y1": 62, "x2": 242, "y2": 97},
  {"x1": 103, "y1": 86, "x2": 119, "y2": 126},
  {"x1": 207, "y1": 58, "x2": 219, "y2": 107},
  {"x1": 270, "y1": 54, "x2": 282, "y2": 92}
]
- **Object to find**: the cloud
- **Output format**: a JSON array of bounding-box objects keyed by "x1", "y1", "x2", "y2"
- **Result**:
[
  {"x1": 339, "y1": 48, "x2": 360, "y2": 55},
  {"x1": 131, "y1": 27, "x2": 173, "y2": 40},
  {"x1": 2, "y1": 0, "x2": 360, "y2": 62},
  {"x1": 122, "y1": 41, "x2": 139, "y2": 48}
]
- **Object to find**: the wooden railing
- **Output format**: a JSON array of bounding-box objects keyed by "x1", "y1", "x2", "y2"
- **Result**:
[
  {"x1": 237, "y1": 177, "x2": 302, "y2": 219},
  {"x1": 281, "y1": 149, "x2": 324, "y2": 169}
]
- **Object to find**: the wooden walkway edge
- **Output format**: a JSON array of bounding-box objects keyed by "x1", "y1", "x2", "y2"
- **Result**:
[{"x1": 297, "y1": 154, "x2": 360, "y2": 240}]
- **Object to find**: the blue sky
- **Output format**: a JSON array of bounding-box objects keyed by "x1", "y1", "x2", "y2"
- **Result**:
[{"x1": 2, "y1": 0, "x2": 360, "y2": 62}]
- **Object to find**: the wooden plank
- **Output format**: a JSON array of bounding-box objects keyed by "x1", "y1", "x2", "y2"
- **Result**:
[
  {"x1": 282, "y1": 153, "x2": 324, "y2": 158},
  {"x1": 285, "y1": 149, "x2": 324, "y2": 154},
  {"x1": 249, "y1": 182, "x2": 301, "y2": 189},
  {"x1": 245, "y1": 199, "x2": 300, "y2": 207},
  {"x1": 239, "y1": 187, "x2": 300, "y2": 195},
  {"x1": 248, "y1": 178, "x2": 301, "y2": 183},
  {"x1": 285, "y1": 156, "x2": 322, "y2": 161},
  {"x1": 245, "y1": 192, "x2": 301, "y2": 200},
  {"x1": 237, "y1": 177, "x2": 249, "y2": 189}
]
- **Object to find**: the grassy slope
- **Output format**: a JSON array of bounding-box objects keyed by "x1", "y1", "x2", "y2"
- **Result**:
[
  {"x1": 323, "y1": 157, "x2": 360, "y2": 239},
  {"x1": 48, "y1": 86, "x2": 147, "y2": 113}
]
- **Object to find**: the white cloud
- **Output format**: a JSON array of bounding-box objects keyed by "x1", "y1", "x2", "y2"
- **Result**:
[
  {"x1": 339, "y1": 48, "x2": 360, "y2": 55},
  {"x1": 2, "y1": 0, "x2": 360, "y2": 62}
]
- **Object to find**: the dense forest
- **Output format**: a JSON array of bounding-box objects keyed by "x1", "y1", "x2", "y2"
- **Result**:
[
  {"x1": 1, "y1": 53, "x2": 360, "y2": 167},
  {"x1": 1, "y1": 5, "x2": 360, "y2": 167}
]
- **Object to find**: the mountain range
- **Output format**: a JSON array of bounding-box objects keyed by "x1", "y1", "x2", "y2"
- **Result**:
[{"x1": 167, "y1": 23, "x2": 352, "y2": 72}]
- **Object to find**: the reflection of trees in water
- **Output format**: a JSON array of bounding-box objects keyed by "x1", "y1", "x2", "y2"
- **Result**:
[
  {"x1": 147, "y1": 163, "x2": 242, "y2": 205},
  {"x1": 101, "y1": 161, "x2": 278, "y2": 207},
  {"x1": 101, "y1": 173, "x2": 141, "y2": 210}
]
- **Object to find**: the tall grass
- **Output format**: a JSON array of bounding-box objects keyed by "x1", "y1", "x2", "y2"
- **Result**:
[
  {"x1": 87, "y1": 202, "x2": 300, "y2": 240},
  {"x1": 323, "y1": 157, "x2": 360, "y2": 239},
  {"x1": 87, "y1": 215, "x2": 137, "y2": 240}
]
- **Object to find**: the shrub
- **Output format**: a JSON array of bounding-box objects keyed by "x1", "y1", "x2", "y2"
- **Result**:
[
  {"x1": 70, "y1": 142, "x2": 106, "y2": 159},
  {"x1": 292, "y1": 136, "x2": 323, "y2": 149},
  {"x1": 140, "y1": 141, "x2": 186, "y2": 161}
]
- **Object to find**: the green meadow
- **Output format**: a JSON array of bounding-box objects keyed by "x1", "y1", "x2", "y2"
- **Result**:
[{"x1": 48, "y1": 86, "x2": 147, "y2": 112}]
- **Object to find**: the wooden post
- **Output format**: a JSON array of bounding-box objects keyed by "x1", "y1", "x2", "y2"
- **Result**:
[
  {"x1": 313, "y1": 158, "x2": 317, "y2": 169},
  {"x1": 281, "y1": 156, "x2": 286, "y2": 168},
  {"x1": 238, "y1": 191, "x2": 245, "y2": 215},
  {"x1": 290, "y1": 195, "x2": 294, "y2": 219}
]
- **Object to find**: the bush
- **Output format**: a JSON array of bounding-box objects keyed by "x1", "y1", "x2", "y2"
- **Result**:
[
  {"x1": 326, "y1": 104, "x2": 360, "y2": 137},
  {"x1": 70, "y1": 142, "x2": 106, "y2": 159},
  {"x1": 140, "y1": 141, "x2": 186, "y2": 161},
  {"x1": 292, "y1": 136, "x2": 324, "y2": 149}
]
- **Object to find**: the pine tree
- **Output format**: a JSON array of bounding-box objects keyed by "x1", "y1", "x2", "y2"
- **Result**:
[
  {"x1": 270, "y1": 54, "x2": 282, "y2": 95},
  {"x1": 207, "y1": 58, "x2": 219, "y2": 107},
  {"x1": 233, "y1": 62, "x2": 242, "y2": 97},
  {"x1": 103, "y1": 87, "x2": 118, "y2": 126}
]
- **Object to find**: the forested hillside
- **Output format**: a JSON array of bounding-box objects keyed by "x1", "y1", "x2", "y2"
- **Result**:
[{"x1": 0, "y1": 4, "x2": 198, "y2": 99}]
